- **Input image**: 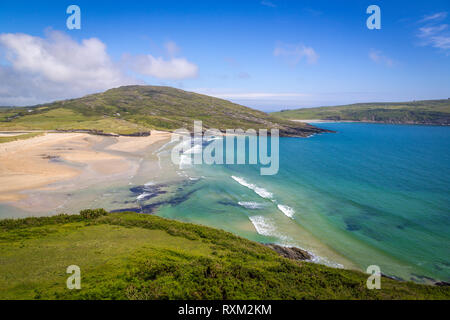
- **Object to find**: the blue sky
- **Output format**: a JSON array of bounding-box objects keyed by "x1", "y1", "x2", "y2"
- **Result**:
[{"x1": 0, "y1": 0, "x2": 449, "y2": 110}]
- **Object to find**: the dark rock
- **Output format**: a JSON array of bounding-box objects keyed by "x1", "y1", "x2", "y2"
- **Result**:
[
  {"x1": 264, "y1": 243, "x2": 312, "y2": 261},
  {"x1": 381, "y1": 273, "x2": 404, "y2": 281},
  {"x1": 435, "y1": 281, "x2": 450, "y2": 287},
  {"x1": 55, "y1": 129, "x2": 120, "y2": 137},
  {"x1": 121, "y1": 131, "x2": 151, "y2": 137}
]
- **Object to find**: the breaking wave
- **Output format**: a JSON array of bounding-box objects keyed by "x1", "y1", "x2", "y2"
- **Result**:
[
  {"x1": 238, "y1": 201, "x2": 266, "y2": 210},
  {"x1": 231, "y1": 176, "x2": 273, "y2": 199},
  {"x1": 248, "y1": 216, "x2": 277, "y2": 237},
  {"x1": 277, "y1": 204, "x2": 295, "y2": 219}
]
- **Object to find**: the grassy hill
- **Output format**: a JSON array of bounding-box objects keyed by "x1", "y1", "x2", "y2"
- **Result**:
[
  {"x1": 0, "y1": 211, "x2": 448, "y2": 300},
  {"x1": 0, "y1": 86, "x2": 324, "y2": 137},
  {"x1": 272, "y1": 99, "x2": 450, "y2": 125}
]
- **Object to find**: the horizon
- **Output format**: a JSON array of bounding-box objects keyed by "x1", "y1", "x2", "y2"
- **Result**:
[{"x1": 1, "y1": 0, "x2": 449, "y2": 111}]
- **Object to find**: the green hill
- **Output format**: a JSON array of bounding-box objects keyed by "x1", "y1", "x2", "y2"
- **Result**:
[
  {"x1": 0, "y1": 86, "x2": 324, "y2": 137},
  {"x1": 0, "y1": 211, "x2": 448, "y2": 300},
  {"x1": 272, "y1": 99, "x2": 450, "y2": 125}
]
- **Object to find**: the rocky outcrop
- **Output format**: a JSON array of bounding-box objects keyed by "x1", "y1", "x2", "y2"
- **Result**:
[
  {"x1": 435, "y1": 281, "x2": 450, "y2": 287},
  {"x1": 264, "y1": 243, "x2": 312, "y2": 261}
]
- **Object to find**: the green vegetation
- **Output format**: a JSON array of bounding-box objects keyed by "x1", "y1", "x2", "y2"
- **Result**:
[
  {"x1": 79, "y1": 208, "x2": 109, "y2": 219},
  {"x1": 1, "y1": 211, "x2": 448, "y2": 300},
  {"x1": 0, "y1": 86, "x2": 324, "y2": 136},
  {"x1": 0, "y1": 108, "x2": 149, "y2": 135},
  {"x1": 0, "y1": 132, "x2": 44, "y2": 144},
  {"x1": 272, "y1": 99, "x2": 450, "y2": 125}
]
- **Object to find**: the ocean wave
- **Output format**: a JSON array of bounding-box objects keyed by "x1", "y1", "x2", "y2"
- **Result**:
[
  {"x1": 248, "y1": 216, "x2": 277, "y2": 236},
  {"x1": 206, "y1": 136, "x2": 223, "y2": 142},
  {"x1": 173, "y1": 138, "x2": 204, "y2": 169},
  {"x1": 238, "y1": 201, "x2": 266, "y2": 209},
  {"x1": 184, "y1": 144, "x2": 203, "y2": 155},
  {"x1": 154, "y1": 139, "x2": 178, "y2": 154},
  {"x1": 179, "y1": 154, "x2": 193, "y2": 169},
  {"x1": 249, "y1": 214, "x2": 344, "y2": 269},
  {"x1": 248, "y1": 215, "x2": 292, "y2": 244},
  {"x1": 136, "y1": 193, "x2": 152, "y2": 201},
  {"x1": 231, "y1": 176, "x2": 273, "y2": 199},
  {"x1": 277, "y1": 204, "x2": 295, "y2": 219}
]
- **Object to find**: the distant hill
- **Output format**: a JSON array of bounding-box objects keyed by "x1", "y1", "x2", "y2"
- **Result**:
[
  {"x1": 272, "y1": 99, "x2": 450, "y2": 125},
  {"x1": 0, "y1": 86, "x2": 325, "y2": 137}
]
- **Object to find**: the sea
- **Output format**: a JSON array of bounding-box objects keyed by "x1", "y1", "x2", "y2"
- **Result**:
[
  {"x1": 156, "y1": 123, "x2": 450, "y2": 283},
  {"x1": 1, "y1": 122, "x2": 448, "y2": 283}
]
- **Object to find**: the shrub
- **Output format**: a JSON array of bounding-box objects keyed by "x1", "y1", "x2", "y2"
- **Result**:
[{"x1": 79, "y1": 208, "x2": 109, "y2": 220}]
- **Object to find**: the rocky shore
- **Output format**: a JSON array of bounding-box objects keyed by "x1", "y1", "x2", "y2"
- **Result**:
[{"x1": 264, "y1": 243, "x2": 312, "y2": 261}]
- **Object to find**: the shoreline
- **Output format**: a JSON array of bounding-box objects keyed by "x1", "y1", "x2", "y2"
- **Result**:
[
  {"x1": 1, "y1": 128, "x2": 446, "y2": 285},
  {"x1": 0, "y1": 131, "x2": 173, "y2": 214},
  {"x1": 292, "y1": 119, "x2": 450, "y2": 126}
]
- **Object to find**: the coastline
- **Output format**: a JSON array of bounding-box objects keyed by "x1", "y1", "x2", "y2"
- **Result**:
[
  {"x1": 292, "y1": 119, "x2": 450, "y2": 126},
  {"x1": 0, "y1": 131, "x2": 173, "y2": 216},
  {"x1": 1, "y1": 127, "x2": 447, "y2": 284},
  {"x1": 0, "y1": 130, "x2": 357, "y2": 274},
  {"x1": 292, "y1": 119, "x2": 357, "y2": 123}
]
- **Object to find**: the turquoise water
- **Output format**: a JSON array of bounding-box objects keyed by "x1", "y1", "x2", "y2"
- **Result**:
[{"x1": 157, "y1": 123, "x2": 450, "y2": 283}]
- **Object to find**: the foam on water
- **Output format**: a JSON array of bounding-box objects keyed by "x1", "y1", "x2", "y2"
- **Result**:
[
  {"x1": 231, "y1": 176, "x2": 273, "y2": 199},
  {"x1": 277, "y1": 204, "x2": 295, "y2": 219},
  {"x1": 179, "y1": 154, "x2": 193, "y2": 169},
  {"x1": 238, "y1": 201, "x2": 266, "y2": 209},
  {"x1": 136, "y1": 193, "x2": 152, "y2": 201},
  {"x1": 157, "y1": 124, "x2": 450, "y2": 281},
  {"x1": 248, "y1": 216, "x2": 277, "y2": 237},
  {"x1": 184, "y1": 144, "x2": 203, "y2": 155}
]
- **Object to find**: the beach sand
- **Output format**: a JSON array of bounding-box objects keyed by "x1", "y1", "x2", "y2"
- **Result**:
[
  {"x1": 0, "y1": 131, "x2": 172, "y2": 208},
  {"x1": 106, "y1": 130, "x2": 171, "y2": 153}
]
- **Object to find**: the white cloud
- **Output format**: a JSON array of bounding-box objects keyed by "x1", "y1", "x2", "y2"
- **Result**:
[
  {"x1": 369, "y1": 49, "x2": 394, "y2": 67},
  {"x1": 191, "y1": 88, "x2": 308, "y2": 100},
  {"x1": 126, "y1": 40, "x2": 198, "y2": 80},
  {"x1": 429, "y1": 36, "x2": 450, "y2": 50},
  {"x1": 164, "y1": 41, "x2": 180, "y2": 56},
  {"x1": 274, "y1": 43, "x2": 319, "y2": 65},
  {"x1": 418, "y1": 24, "x2": 448, "y2": 38},
  {"x1": 128, "y1": 54, "x2": 198, "y2": 80},
  {"x1": 236, "y1": 72, "x2": 251, "y2": 79},
  {"x1": 0, "y1": 30, "x2": 135, "y2": 105},
  {"x1": 0, "y1": 32, "x2": 198, "y2": 106},
  {"x1": 417, "y1": 13, "x2": 450, "y2": 53},
  {"x1": 420, "y1": 12, "x2": 447, "y2": 23},
  {"x1": 261, "y1": 1, "x2": 276, "y2": 8},
  {"x1": 214, "y1": 93, "x2": 308, "y2": 99}
]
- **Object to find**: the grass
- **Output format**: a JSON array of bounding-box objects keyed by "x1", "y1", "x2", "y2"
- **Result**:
[
  {"x1": 0, "y1": 86, "x2": 324, "y2": 137},
  {"x1": 0, "y1": 211, "x2": 448, "y2": 300},
  {"x1": 0, "y1": 108, "x2": 148, "y2": 135},
  {"x1": 0, "y1": 132, "x2": 44, "y2": 144},
  {"x1": 272, "y1": 99, "x2": 450, "y2": 125}
]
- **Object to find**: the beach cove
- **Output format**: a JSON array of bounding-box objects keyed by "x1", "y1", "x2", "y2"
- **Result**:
[
  {"x1": 0, "y1": 131, "x2": 176, "y2": 217},
  {"x1": 0, "y1": 123, "x2": 449, "y2": 284}
]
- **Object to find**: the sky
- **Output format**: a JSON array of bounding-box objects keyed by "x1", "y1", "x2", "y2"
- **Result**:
[{"x1": 0, "y1": 0, "x2": 449, "y2": 111}]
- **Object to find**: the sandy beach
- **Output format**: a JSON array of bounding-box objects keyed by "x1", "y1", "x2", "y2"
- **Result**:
[{"x1": 0, "y1": 131, "x2": 172, "y2": 209}]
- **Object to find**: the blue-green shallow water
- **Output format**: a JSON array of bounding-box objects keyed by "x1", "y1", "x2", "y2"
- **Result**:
[{"x1": 157, "y1": 123, "x2": 450, "y2": 282}]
